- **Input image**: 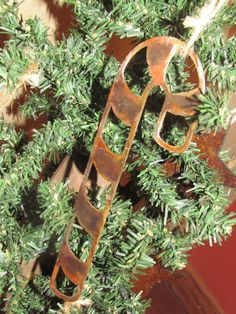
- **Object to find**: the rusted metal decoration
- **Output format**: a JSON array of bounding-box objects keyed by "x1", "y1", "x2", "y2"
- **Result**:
[{"x1": 50, "y1": 36, "x2": 205, "y2": 301}]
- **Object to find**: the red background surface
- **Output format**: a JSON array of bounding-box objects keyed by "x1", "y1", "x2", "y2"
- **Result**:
[{"x1": 189, "y1": 199, "x2": 236, "y2": 313}]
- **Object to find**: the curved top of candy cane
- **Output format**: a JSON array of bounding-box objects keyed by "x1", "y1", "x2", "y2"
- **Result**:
[
  {"x1": 119, "y1": 36, "x2": 205, "y2": 95},
  {"x1": 116, "y1": 36, "x2": 206, "y2": 153}
]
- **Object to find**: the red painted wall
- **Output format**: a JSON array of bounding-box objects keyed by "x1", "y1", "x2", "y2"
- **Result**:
[{"x1": 189, "y1": 199, "x2": 236, "y2": 314}]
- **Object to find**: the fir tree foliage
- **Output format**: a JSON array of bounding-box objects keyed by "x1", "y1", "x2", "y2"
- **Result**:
[{"x1": 0, "y1": 0, "x2": 236, "y2": 313}]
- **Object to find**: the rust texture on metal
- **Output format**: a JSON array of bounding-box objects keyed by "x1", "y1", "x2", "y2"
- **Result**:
[{"x1": 50, "y1": 36, "x2": 205, "y2": 301}]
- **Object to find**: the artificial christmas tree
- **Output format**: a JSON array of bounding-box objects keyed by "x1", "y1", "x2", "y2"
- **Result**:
[{"x1": 0, "y1": 0, "x2": 235, "y2": 313}]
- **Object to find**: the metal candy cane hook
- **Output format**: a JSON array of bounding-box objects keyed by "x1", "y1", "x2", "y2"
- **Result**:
[{"x1": 50, "y1": 36, "x2": 205, "y2": 301}]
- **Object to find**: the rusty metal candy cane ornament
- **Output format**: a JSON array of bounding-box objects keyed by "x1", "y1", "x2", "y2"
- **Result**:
[{"x1": 50, "y1": 36, "x2": 205, "y2": 301}]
